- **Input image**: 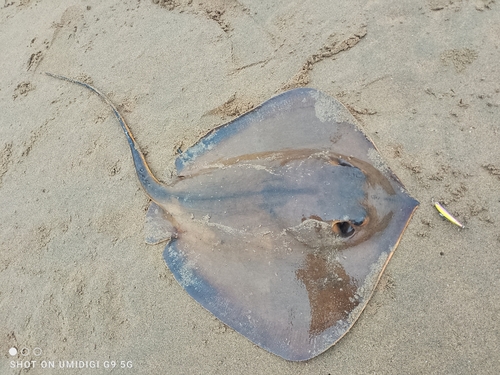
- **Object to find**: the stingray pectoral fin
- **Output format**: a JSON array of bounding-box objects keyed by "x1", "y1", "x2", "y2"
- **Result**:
[{"x1": 144, "y1": 202, "x2": 177, "y2": 245}]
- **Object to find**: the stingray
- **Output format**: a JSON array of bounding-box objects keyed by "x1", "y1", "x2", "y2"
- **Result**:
[{"x1": 46, "y1": 73, "x2": 418, "y2": 361}]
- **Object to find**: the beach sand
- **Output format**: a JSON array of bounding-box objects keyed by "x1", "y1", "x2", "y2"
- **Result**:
[{"x1": 1, "y1": 0, "x2": 499, "y2": 373}]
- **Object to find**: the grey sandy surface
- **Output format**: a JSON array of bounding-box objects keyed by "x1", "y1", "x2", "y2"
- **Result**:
[{"x1": 1, "y1": 0, "x2": 499, "y2": 374}]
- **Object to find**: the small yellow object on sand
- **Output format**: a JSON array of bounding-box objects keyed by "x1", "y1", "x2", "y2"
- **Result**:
[{"x1": 434, "y1": 202, "x2": 465, "y2": 229}]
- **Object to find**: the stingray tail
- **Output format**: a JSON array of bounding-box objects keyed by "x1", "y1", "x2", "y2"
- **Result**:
[{"x1": 46, "y1": 72, "x2": 170, "y2": 203}]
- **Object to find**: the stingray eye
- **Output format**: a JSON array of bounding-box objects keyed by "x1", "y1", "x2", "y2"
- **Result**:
[
  {"x1": 351, "y1": 216, "x2": 368, "y2": 227},
  {"x1": 331, "y1": 220, "x2": 355, "y2": 238}
]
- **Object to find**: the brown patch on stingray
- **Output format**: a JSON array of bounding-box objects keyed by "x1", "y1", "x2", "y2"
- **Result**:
[{"x1": 296, "y1": 253, "x2": 358, "y2": 336}]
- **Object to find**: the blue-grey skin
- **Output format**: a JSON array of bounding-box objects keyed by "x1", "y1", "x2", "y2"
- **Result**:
[{"x1": 46, "y1": 73, "x2": 418, "y2": 361}]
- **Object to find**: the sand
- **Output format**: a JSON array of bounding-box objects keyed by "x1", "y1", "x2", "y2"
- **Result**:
[{"x1": 1, "y1": 0, "x2": 499, "y2": 374}]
